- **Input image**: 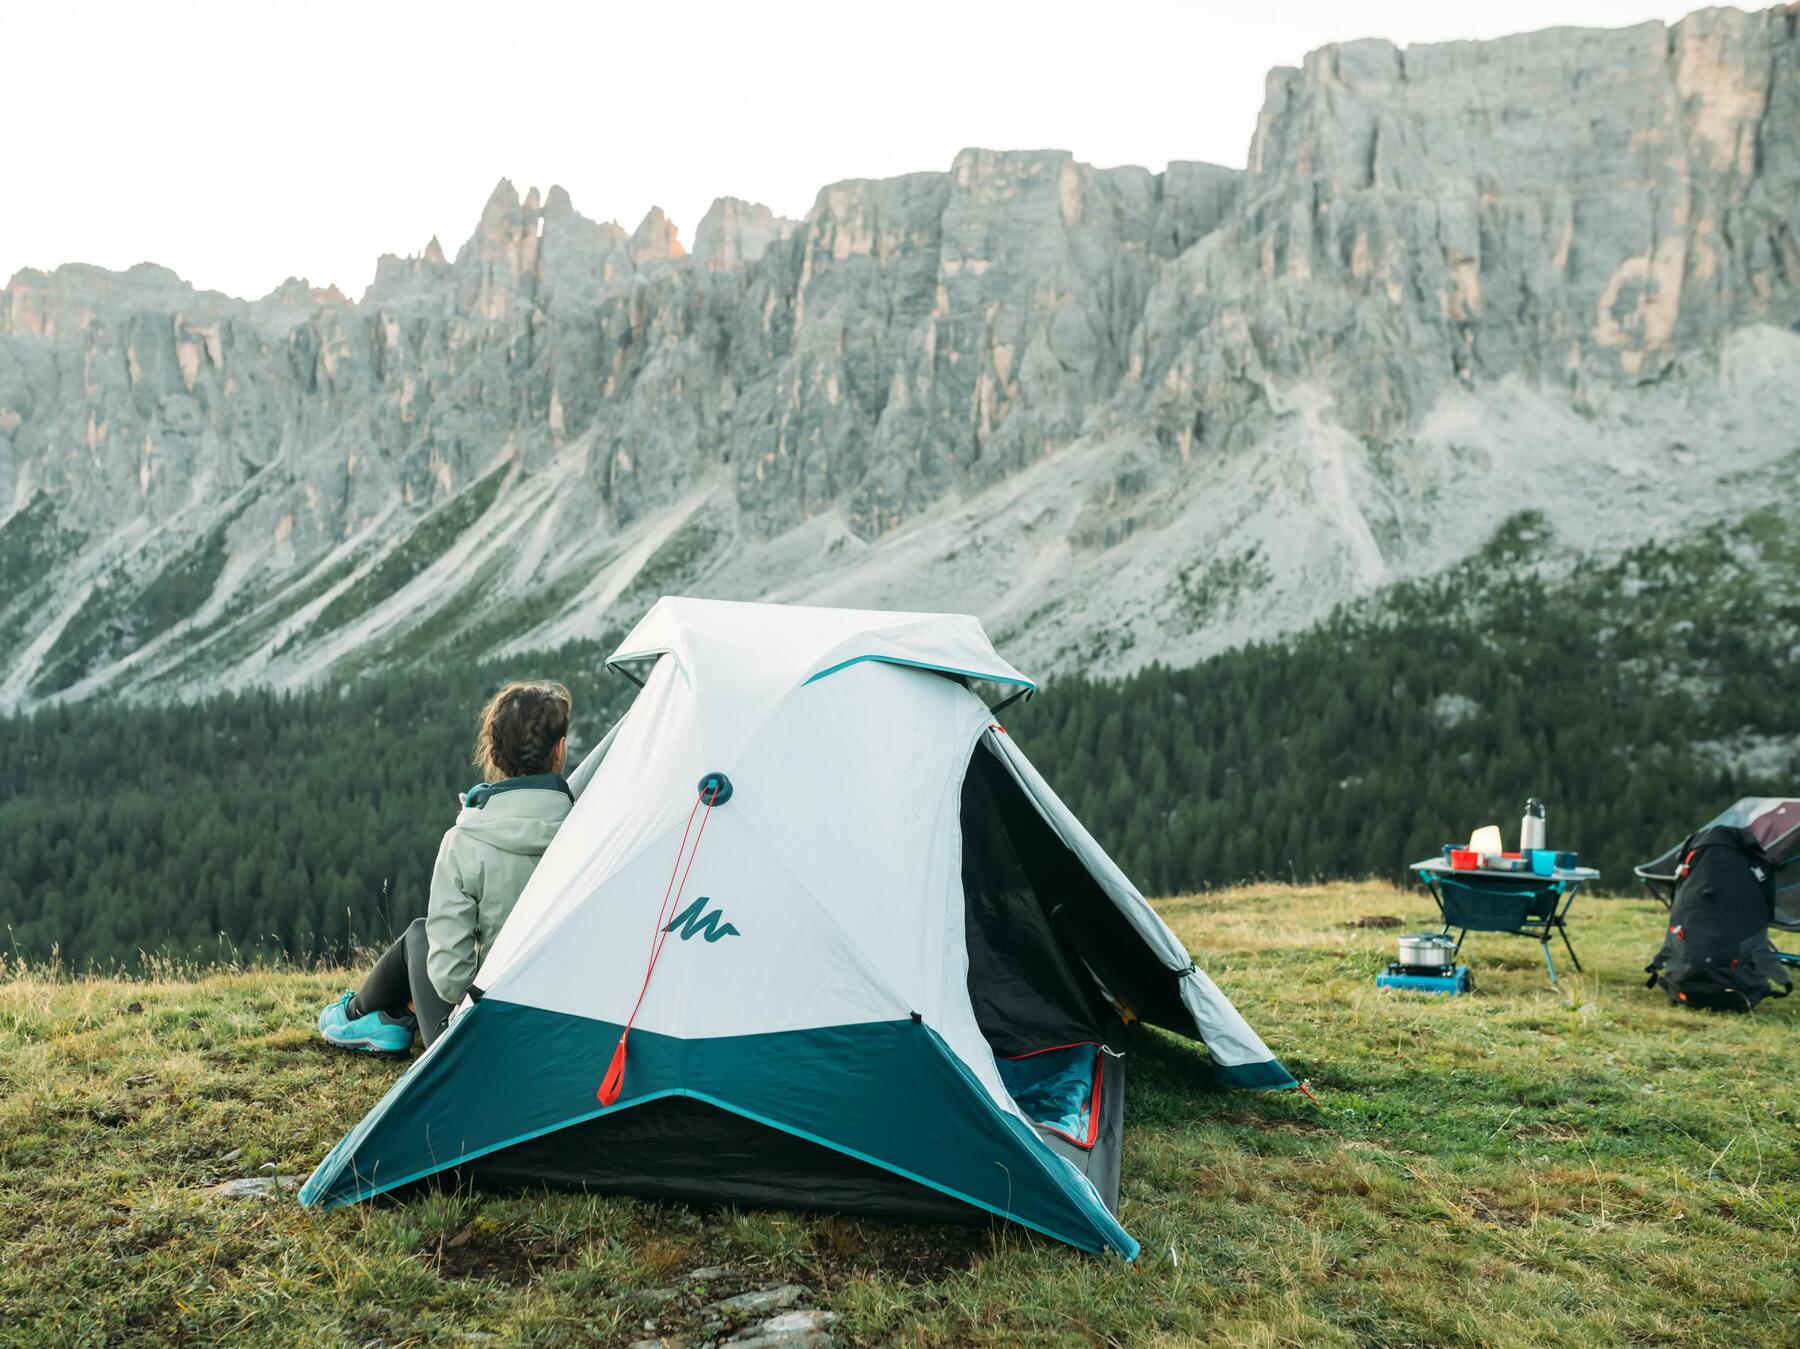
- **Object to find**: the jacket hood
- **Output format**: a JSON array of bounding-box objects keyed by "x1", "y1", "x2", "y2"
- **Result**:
[{"x1": 453, "y1": 783, "x2": 572, "y2": 856}]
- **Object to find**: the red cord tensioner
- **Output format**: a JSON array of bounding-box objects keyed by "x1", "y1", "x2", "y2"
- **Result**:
[{"x1": 597, "y1": 775, "x2": 727, "y2": 1106}]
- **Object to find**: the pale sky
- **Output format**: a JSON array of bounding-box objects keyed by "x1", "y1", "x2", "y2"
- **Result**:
[{"x1": 2, "y1": 0, "x2": 1695, "y2": 301}]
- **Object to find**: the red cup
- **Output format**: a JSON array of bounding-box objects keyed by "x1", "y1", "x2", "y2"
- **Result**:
[{"x1": 1450, "y1": 849, "x2": 1479, "y2": 869}]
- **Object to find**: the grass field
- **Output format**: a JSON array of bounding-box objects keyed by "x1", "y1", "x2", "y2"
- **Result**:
[{"x1": 3, "y1": 883, "x2": 1796, "y2": 1347}]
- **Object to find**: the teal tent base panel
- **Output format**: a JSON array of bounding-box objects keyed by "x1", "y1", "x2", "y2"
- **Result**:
[
  {"x1": 302, "y1": 999, "x2": 1138, "y2": 1259},
  {"x1": 1210, "y1": 1057, "x2": 1299, "y2": 1090}
]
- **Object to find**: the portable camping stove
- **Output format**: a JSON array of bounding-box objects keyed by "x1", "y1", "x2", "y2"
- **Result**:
[
  {"x1": 1375, "y1": 932, "x2": 1473, "y2": 994},
  {"x1": 1376, "y1": 960, "x2": 1474, "y2": 994}
]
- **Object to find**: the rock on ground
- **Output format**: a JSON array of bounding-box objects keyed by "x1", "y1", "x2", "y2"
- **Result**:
[
  {"x1": 727, "y1": 1309, "x2": 837, "y2": 1347},
  {"x1": 711, "y1": 1284, "x2": 810, "y2": 1316},
  {"x1": 207, "y1": 1175, "x2": 302, "y2": 1199}
]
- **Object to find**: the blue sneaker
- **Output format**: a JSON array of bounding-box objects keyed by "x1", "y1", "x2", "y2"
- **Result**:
[{"x1": 317, "y1": 991, "x2": 415, "y2": 1054}]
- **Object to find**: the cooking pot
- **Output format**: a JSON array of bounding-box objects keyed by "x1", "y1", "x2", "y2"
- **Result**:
[{"x1": 1397, "y1": 933, "x2": 1457, "y2": 968}]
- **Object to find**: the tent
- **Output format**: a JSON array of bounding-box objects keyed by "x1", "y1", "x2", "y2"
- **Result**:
[
  {"x1": 1636, "y1": 797, "x2": 1800, "y2": 932},
  {"x1": 300, "y1": 598, "x2": 1294, "y2": 1257}
]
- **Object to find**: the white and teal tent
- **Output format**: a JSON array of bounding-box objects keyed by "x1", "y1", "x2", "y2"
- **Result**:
[{"x1": 301, "y1": 598, "x2": 1293, "y2": 1256}]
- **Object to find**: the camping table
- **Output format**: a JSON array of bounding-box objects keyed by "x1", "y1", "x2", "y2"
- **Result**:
[{"x1": 1408, "y1": 859, "x2": 1600, "y2": 983}]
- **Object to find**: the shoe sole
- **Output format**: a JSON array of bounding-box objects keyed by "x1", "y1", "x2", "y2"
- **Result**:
[{"x1": 320, "y1": 1032, "x2": 412, "y2": 1055}]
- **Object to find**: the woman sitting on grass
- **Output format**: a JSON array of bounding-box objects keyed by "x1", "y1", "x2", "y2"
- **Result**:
[{"x1": 317, "y1": 679, "x2": 574, "y2": 1053}]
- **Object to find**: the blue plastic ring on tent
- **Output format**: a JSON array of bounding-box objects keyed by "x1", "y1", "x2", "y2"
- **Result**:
[{"x1": 697, "y1": 772, "x2": 733, "y2": 805}]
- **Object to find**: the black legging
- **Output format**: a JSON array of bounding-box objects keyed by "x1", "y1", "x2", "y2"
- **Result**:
[{"x1": 350, "y1": 918, "x2": 455, "y2": 1047}]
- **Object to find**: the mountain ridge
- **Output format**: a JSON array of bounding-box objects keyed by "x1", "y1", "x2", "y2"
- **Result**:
[{"x1": 1, "y1": 4, "x2": 1796, "y2": 708}]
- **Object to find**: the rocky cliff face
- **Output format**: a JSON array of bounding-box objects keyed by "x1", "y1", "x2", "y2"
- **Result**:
[{"x1": 1, "y1": 5, "x2": 1796, "y2": 707}]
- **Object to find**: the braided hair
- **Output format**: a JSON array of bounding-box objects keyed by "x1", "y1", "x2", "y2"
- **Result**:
[{"x1": 473, "y1": 680, "x2": 572, "y2": 781}]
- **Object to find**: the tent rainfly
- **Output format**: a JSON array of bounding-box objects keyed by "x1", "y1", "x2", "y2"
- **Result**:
[{"x1": 301, "y1": 598, "x2": 1295, "y2": 1256}]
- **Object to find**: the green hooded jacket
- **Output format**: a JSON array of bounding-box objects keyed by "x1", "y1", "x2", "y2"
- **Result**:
[{"x1": 425, "y1": 775, "x2": 572, "y2": 1005}]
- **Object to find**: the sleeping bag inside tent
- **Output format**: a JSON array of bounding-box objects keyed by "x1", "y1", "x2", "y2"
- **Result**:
[{"x1": 300, "y1": 598, "x2": 1294, "y2": 1257}]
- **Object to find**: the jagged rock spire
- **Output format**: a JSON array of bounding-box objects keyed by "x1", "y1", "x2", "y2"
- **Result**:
[
  {"x1": 629, "y1": 207, "x2": 685, "y2": 263},
  {"x1": 692, "y1": 197, "x2": 798, "y2": 271}
]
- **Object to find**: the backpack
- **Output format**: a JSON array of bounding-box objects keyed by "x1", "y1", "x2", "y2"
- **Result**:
[{"x1": 1647, "y1": 826, "x2": 1792, "y2": 1011}]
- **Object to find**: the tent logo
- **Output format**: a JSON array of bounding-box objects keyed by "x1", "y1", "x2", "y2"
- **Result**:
[{"x1": 663, "y1": 897, "x2": 740, "y2": 943}]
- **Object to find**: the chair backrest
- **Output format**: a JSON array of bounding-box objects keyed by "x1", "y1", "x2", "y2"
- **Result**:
[{"x1": 1439, "y1": 876, "x2": 1562, "y2": 931}]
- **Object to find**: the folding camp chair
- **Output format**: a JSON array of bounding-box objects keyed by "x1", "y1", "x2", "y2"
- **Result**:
[{"x1": 1410, "y1": 861, "x2": 1597, "y2": 983}]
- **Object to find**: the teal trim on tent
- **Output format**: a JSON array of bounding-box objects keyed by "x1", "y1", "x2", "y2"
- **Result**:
[
  {"x1": 803, "y1": 655, "x2": 1037, "y2": 691},
  {"x1": 300, "y1": 1000, "x2": 1135, "y2": 1257},
  {"x1": 1210, "y1": 1057, "x2": 1299, "y2": 1090}
]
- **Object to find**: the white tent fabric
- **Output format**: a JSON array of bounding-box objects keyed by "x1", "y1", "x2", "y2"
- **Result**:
[
  {"x1": 479, "y1": 602, "x2": 1037, "y2": 1116},
  {"x1": 480, "y1": 597, "x2": 1279, "y2": 1070},
  {"x1": 481, "y1": 593, "x2": 1284, "y2": 1091}
]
